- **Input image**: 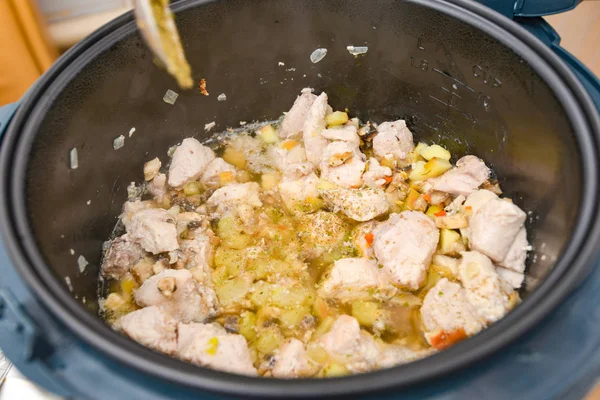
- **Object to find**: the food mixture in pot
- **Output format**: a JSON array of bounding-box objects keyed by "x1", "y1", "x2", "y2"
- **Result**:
[{"x1": 99, "y1": 88, "x2": 528, "y2": 378}]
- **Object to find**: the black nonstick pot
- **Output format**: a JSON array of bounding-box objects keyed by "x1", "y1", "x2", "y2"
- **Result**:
[{"x1": 1, "y1": 0, "x2": 600, "y2": 398}]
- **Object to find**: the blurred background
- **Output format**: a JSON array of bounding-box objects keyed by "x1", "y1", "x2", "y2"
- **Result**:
[{"x1": 0, "y1": 0, "x2": 599, "y2": 106}]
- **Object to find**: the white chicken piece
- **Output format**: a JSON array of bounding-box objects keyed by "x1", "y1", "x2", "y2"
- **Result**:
[
  {"x1": 320, "y1": 141, "x2": 366, "y2": 188},
  {"x1": 318, "y1": 315, "x2": 380, "y2": 372},
  {"x1": 351, "y1": 221, "x2": 378, "y2": 259},
  {"x1": 135, "y1": 269, "x2": 217, "y2": 323},
  {"x1": 377, "y1": 345, "x2": 435, "y2": 369},
  {"x1": 469, "y1": 198, "x2": 526, "y2": 262},
  {"x1": 321, "y1": 124, "x2": 360, "y2": 146},
  {"x1": 177, "y1": 322, "x2": 257, "y2": 376},
  {"x1": 463, "y1": 189, "x2": 497, "y2": 215},
  {"x1": 206, "y1": 182, "x2": 263, "y2": 219},
  {"x1": 148, "y1": 173, "x2": 167, "y2": 203},
  {"x1": 279, "y1": 88, "x2": 317, "y2": 139},
  {"x1": 272, "y1": 338, "x2": 317, "y2": 378},
  {"x1": 268, "y1": 143, "x2": 314, "y2": 180},
  {"x1": 420, "y1": 278, "x2": 484, "y2": 349},
  {"x1": 496, "y1": 266, "x2": 524, "y2": 290},
  {"x1": 121, "y1": 200, "x2": 156, "y2": 227},
  {"x1": 168, "y1": 138, "x2": 216, "y2": 188},
  {"x1": 458, "y1": 251, "x2": 511, "y2": 324},
  {"x1": 363, "y1": 158, "x2": 392, "y2": 188},
  {"x1": 200, "y1": 158, "x2": 237, "y2": 185},
  {"x1": 278, "y1": 173, "x2": 320, "y2": 214},
  {"x1": 302, "y1": 92, "x2": 330, "y2": 165},
  {"x1": 430, "y1": 155, "x2": 490, "y2": 197},
  {"x1": 101, "y1": 234, "x2": 145, "y2": 279},
  {"x1": 117, "y1": 306, "x2": 177, "y2": 354},
  {"x1": 372, "y1": 119, "x2": 414, "y2": 161},
  {"x1": 373, "y1": 211, "x2": 439, "y2": 290},
  {"x1": 499, "y1": 227, "x2": 528, "y2": 273},
  {"x1": 318, "y1": 183, "x2": 389, "y2": 222},
  {"x1": 126, "y1": 208, "x2": 179, "y2": 254},
  {"x1": 319, "y1": 258, "x2": 394, "y2": 301}
]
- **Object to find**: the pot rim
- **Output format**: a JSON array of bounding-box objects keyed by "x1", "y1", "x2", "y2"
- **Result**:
[{"x1": 1, "y1": 0, "x2": 599, "y2": 397}]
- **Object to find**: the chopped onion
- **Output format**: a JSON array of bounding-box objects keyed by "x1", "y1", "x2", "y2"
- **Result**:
[
  {"x1": 278, "y1": 61, "x2": 285, "y2": 66},
  {"x1": 64, "y1": 276, "x2": 73, "y2": 292},
  {"x1": 310, "y1": 48, "x2": 327, "y2": 64},
  {"x1": 217, "y1": 93, "x2": 227, "y2": 102},
  {"x1": 70, "y1": 148, "x2": 79, "y2": 169},
  {"x1": 204, "y1": 121, "x2": 216, "y2": 131},
  {"x1": 163, "y1": 89, "x2": 179, "y2": 105},
  {"x1": 167, "y1": 145, "x2": 178, "y2": 157},
  {"x1": 129, "y1": 127, "x2": 136, "y2": 137},
  {"x1": 70, "y1": 249, "x2": 75, "y2": 255},
  {"x1": 347, "y1": 45, "x2": 368, "y2": 56},
  {"x1": 113, "y1": 135, "x2": 125, "y2": 150},
  {"x1": 77, "y1": 255, "x2": 89, "y2": 273}
]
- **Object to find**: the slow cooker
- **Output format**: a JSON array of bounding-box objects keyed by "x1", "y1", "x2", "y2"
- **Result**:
[{"x1": 1, "y1": 0, "x2": 599, "y2": 398}]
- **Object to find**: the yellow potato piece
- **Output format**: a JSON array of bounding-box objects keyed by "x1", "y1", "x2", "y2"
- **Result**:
[
  {"x1": 419, "y1": 144, "x2": 451, "y2": 161},
  {"x1": 223, "y1": 147, "x2": 247, "y2": 169},
  {"x1": 257, "y1": 124, "x2": 278, "y2": 144},
  {"x1": 439, "y1": 229, "x2": 466, "y2": 256},
  {"x1": 325, "y1": 111, "x2": 349, "y2": 127}
]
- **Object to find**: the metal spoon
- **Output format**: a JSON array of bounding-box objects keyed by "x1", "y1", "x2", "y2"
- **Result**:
[{"x1": 133, "y1": 0, "x2": 193, "y2": 89}]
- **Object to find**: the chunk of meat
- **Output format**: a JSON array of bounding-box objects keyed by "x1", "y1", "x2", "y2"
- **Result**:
[
  {"x1": 272, "y1": 338, "x2": 317, "y2": 378},
  {"x1": 377, "y1": 345, "x2": 435, "y2": 369},
  {"x1": 372, "y1": 119, "x2": 414, "y2": 161},
  {"x1": 430, "y1": 155, "x2": 490, "y2": 197},
  {"x1": 351, "y1": 221, "x2": 378, "y2": 259},
  {"x1": 463, "y1": 189, "x2": 497, "y2": 215},
  {"x1": 180, "y1": 234, "x2": 214, "y2": 278},
  {"x1": 148, "y1": 173, "x2": 167, "y2": 203},
  {"x1": 499, "y1": 227, "x2": 528, "y2": 273},
  {"x1": 101, "y1": 234, "x2": 145, "y2": 279},
  {"x1": 201, "y1": 157, "x2": 237, "y2": 185},
  {"x1": 303, "y1": 92, "x2": 330, "y2": 165},
  {"x1": 278, "y1": 173, "x2": 320, "y2": 214},
  {"x1": 206, "y1": 182, "x2": 263, "y2": 218},
  {"x1": 319, "y1": 183, "x2": 389, "y2": 222},
  {"x1": 320, "y1": 141, "x2": 366, "y2": 188},
  {"x1": 319, "y1": 258, "x2": 394, "y2": 301},
  {"x1": 458, "y1": 251, "x2": 511, "y2": 324},
  {"x1": 117, "y1": 306, "x2": 177, "y2": 354},
  {"x1": 373, "y1": 211, "x2": 439, "y2": 290},
  {"x1": 279, "y1": 88, "x2": 317, "y2": 139},
  {"x1": 177, "y1": 322, "x2": 257, "y2": 376},
  {"x1": 469, "y1": 198, "x2": 526, "y2": 262},
  {"x1": 121, "y1": 200, "x2": 156, "y2": 227},
  {"x1": 420, "y1": 278, "x2": 484, "y2": 349},
  {"x1": 496, "y1": 266, "x2": 524, "y2": 289},
  {"x1": 168, "y1": 138, "x2": 216, "y2": 188},
  {"x1": 126, "y1": 208, "x2": 179, "y2": 254},
  {"x1": 321, "y1": 124, "x2": 360, "y2": 145},
  {"x1": 318, "y1": 315, "x2": 380, "y2": 372},
  {"x1": 135, "y1": 269, "x2": 217, "y2": 323},
  {"x1": 363, "y1": 158, "x2": 392, "y2": 188}
]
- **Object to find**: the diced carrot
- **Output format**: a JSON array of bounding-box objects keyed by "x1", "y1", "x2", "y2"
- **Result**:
[
  {"x1": 422, "y1": 193, "x2": 432, "y2": 203},
  {"x1": 384, "y1": 176, "x2": 393, "y2": 185},
  {"x1": 434, "y1": 209, "x2": 447, "y2": 217},
  {"x1": 430, "y1": 328, "x2": 467, "y2": 350},
  {"x1": 281, "y1": 140, "x2": 297, "y2": 150},
  {"x1": 465, "y1": 206, "x2": 472, "y2": 211},
  {"x1": 364, "y1": 232, "x2": 374, "y2": 247}
]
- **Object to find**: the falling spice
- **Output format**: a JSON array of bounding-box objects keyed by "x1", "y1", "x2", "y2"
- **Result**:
[{"x1": 199, "y1": 78, "x2": 209, "y2": 96}]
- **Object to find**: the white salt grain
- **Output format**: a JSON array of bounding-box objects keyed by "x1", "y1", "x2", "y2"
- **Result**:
[
  {"x1": 204, "y1": 121, "x2": 216, "y2": 131},
  {"x1": 347, "y1": 45, "x2": 368, "y2": 56},
  {"x1": 217, "y1": 93, "x2": 227, "y2": 102},
  {"x1": 129, "y1": 127, "x2": 136, "y2": 137},
  {"x1": 163, "y1": 89, "x2": 179, "y2": 105},
  {"x1": 113, "y1": 135, "x2": 125, "y2": 150},
  {"x1": 310, "y1": 48, "x2": 327, "y2": 63},
  {"x1": 77, "y1": 255, "x2": 89, "y2": 273},
  {"x1": 70, "y1": 148, "x2": 79, "y2": 169}
]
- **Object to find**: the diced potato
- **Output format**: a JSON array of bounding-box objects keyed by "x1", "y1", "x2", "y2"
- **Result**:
[
  {"x1": 219, "y1": 171, "x2": 235, "y2": 184},
  {"x1": 257, "y1": 124, "x2": 278, "y2": 144},
  {"x1": 313, "y1": 316, "x2": 334, "y2": 339},
  {"x1": 249, "y1": 281, "x2": 271, "y2": 307},
  {"x1": 215, "y1": 276, "x2": 252, "y2": 307},
  {"x1": 323, "y1": 363, "x2": 349, "y2": 377},
  {"x1": 238, "y1": 311, "x2": 257, "y2": 342},
  {"x1": 312, "y1": 297, "x2": 332, "y2": 320},
  {"x1": 183, "y1": 181, "x2": 201, "y2": 196},
  {"x1": 408, "y1": 161, "x2": 428, "y2": 181},
  {"x1": 236, "y1": 170, "x2": 251, "y2": 183},
  {"x1": 419, "y1": 269, "x2": 443, "y2": 294},
  {"x1": 281, "y1": 139, "x2": 298, "y2": 150},
  {"x1": 307, "y1": 342, "x2": 330, "y2": 365},
  {"x1": 143, "y1": 157, "x2": 161, "y2": 181},
  {"x1": 325, "y1": 111, "x2": 349, "y2": 127},
  {"x1": 435, "y1": 214, "x2": 468, "y2": 229},
  {"x1": 297, "y1": 196, "x2": 325, "y2": 213},
  {"x1": 410, "y1": 142, "x2": 429, "y2": 163},
  {"x1": 439, "y1": 229, "x2": 466, "y2": 256},
  {"x1": 131, "y1": 258, "x2": 154, "y2": 283},
  {"x1": 390, "y1": 292, "x2": 422, "y2": 308},
  {"x1": 424, "y1": 157, "x2": 452, "y2": 177},
  {"x1": 279, "y1": 307, "x2": 310, "y2": 328},
  {"x1": 218, "y1": 215, "x2": 251, "y2": 249},
  {"x1": 420, "y1": 144, "x2": 451, "y2": 161},
  {"x1": 425, "y1": 205, "x2": 443, "y2": 218},
  {"x1": 317, "y1": 179, "x2": 337, "y2": 191},
  {"x1": 270, "y1": 285, "x2": 313, "y2": 309},
  {"x1": 404, "y1": 188, "x2": 421, "y2": 210},
  {"x1": 351, "y1": 301, "x2": 382, "y2": 327},
  {"x1": 214, "y1": 247, "x2": 245, "y2": 270},
  {"x1": 380, "y1": 157, "x2": 396, "y2": 169},
  {"x1": 120, "y1": 276, "x2": 138, "y2": 297},
  {"x1": 430, "y1": 264, "x2": 455, "y2": 279},
  {"x1": 104, "y1": 293, "x2": 126, "y2": 311},
  {"x1": 254, "y1": 326, "x2": 284, "y2": 354},
  {"x1": 432, "y1": 254, "x2": 459, "y2": 277},
  {"x1": 223, "y1": 147, "x2": 247, "y2": 169},
  {"x1": 261, "y1": 173, "x2": 280, "y2": 191}
]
